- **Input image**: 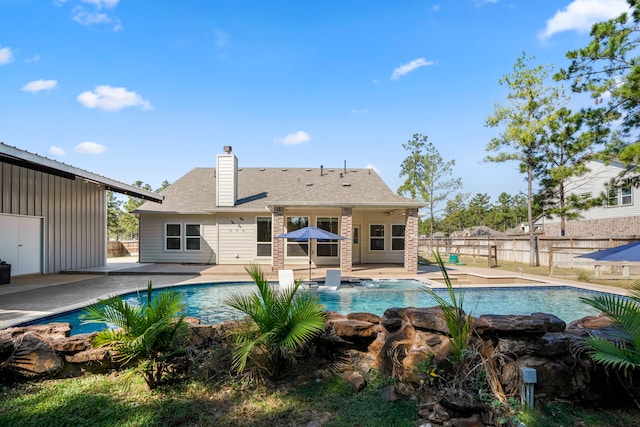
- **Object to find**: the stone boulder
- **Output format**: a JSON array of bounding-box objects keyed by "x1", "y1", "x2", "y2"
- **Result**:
[
  {"x1": 474, "y1": 312, "x2": 566, "y2": 336},
  {"x1": 7, "y1": 332, "x2": 63, "y2": 378}
]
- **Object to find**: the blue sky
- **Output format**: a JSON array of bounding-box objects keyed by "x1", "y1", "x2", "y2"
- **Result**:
[{"x1": 0, "y1": 0, "x2": 631, "y2": 207}]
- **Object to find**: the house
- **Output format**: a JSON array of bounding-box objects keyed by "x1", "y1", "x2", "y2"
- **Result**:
[
  {"x1": 541, "y1": 160, "x2": 640, "y2": 237},
  {"x1": 0, "y1": 142, "x2": 162, "y2": 276},
  {"x1": 135, "y1": 146, "x2": 425, "y2": 273}
]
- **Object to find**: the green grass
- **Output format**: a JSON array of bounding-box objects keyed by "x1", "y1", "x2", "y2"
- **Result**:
[{"x1": 0, "y1": 372, "x2": 418, "y2": 427}]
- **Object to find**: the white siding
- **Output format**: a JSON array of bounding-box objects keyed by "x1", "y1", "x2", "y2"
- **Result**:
[
  {"x1": 359, "y1": 212, "x2": 405, "y2": 264},
  {"x1": 545, "y1": 161, "x2": 640, "y2": 223},
  {"x1": 216, "y1": 154, "x2": 237, "y2": 207},
  {"x1": 217, "y1": 214, "x2": 259, "y2": 264},
  {"x1": 139, "y1": 214, "x2": 217, "y2": 263},
  {"x1": 0, "y1": 162, "x2": 106, "y2": 274}
]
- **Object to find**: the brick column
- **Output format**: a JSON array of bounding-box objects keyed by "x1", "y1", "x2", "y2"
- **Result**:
[
  {"x1": 272, "y1": 206, "x2": 285, "y2": 271},
  {"x1": 404, "y1": 208, "x2": 419, "y2": 272},
  {"x1": 340, "y1": 207, "x2": 353, "y2": 273}
]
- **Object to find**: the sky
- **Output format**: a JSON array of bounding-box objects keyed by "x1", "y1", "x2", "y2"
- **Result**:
[{"x1": 0, "y1": 0, "x2": 632, "y2": 209}]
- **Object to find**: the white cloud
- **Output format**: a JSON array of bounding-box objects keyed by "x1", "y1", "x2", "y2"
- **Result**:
[
  {"x1": 22, "y1": 79, "x2": 59, "y2": 93},
  {"x1": 49, "y1": 146, "x2": 66, "y2": 157},
  {"x1": 391, "y1": 58, "x2": 434, "y2": 80},
  {"x1": 540, "y1": 0, "x2": 631, "y2": 40},
  {"x1": 73, "y1": 9, "x2": 111, "y2": 26},
  {"x1": 26, "y1": 54, "x2": 40, "y2": 63},
  {"x1": 350, "y1": 108, "x2": 369, "y2": 114},
  {"x1": 75, "y1": 141, "x2": 107, "y2": 154},
  {"x1": 0, "y1": 46, "x2": 15, "y2": 65},
  {"x1": 274, "y1": 131, "x2": 311, "y2": 145},
  {"x1": 77, "y1": 85, "x2": 153, "y2": 111},
  {"x1": 82, "y1": 0, "x2": 119, "y2": 9}
]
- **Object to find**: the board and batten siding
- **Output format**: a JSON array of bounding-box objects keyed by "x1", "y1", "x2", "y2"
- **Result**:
[
  {"x1": 138, "y1": 214, "x2": 217, "y2": 263},
  {"x1": 0, "y1": 162, "x2": 106, "y2": 273},
  {"x1": 216, "y1": 154, "x2": 237, "y2": 207}
]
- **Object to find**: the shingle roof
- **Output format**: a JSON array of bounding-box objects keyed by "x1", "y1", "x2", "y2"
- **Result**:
[{"x1": 135, "y1": 166, "x2": 423, "y2": 213}]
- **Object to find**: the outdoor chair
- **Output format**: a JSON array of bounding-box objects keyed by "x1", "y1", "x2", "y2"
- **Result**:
[
  {"x1": 278, "y1": 269, "x2": 296, "y2": 292},
  {"x1": 318, "y1": 269, "x2": 341, "y2": 291}
]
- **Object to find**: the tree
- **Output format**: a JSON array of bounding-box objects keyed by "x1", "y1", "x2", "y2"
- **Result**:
[
  {"x1": 556, "y1": 1, "x2": 640, "y2": 186},
  {"x1": 466, "y1": 193, "x2": 492, "y2": 229},
  {"x1": 120, "y1": 180, "x2": 171, "y2": 240},
  {"x1": 440, "y1": 193, "x2": 469, "y2": 235},
  {"x1": 537, "y1": 107, "x2": 607, "y2": 236},
  {"x1": 224, "y1": 265, "x2": 326, "y2": 380},
  {"x1": 398, "y1": 133, "x2": 462, "y2": 243},
  {"x1": 485, "y1": 52, "x2": 561, "y2": 266},
  {"x1": 80, "y1": 281, "x2": 189, "y2": 389},
  {"x1": 107, "y1": 191, "x2": 125, "y2": 240}
]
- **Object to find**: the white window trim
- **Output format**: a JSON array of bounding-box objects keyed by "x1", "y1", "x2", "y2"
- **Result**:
[{"x1": 164, "y1": 223, "x2": 202, "y2": 252}]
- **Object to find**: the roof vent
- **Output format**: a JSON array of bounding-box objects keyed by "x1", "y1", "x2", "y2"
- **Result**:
[
  {"x1": 342, "y1": 182, "x2": 351, "y2": 187},
  {"x1": 281, "y1": 168, "x2": 288, "y2": 171},
  {"x1": 306, "y1": 182, "x2": 313, "y2": 186},
  {"x1": 223, "y1": 145, "x2": 232, "y2": 154},
  {"x1": 259, "y1": 168, "x2": 265, "y2": 171}
]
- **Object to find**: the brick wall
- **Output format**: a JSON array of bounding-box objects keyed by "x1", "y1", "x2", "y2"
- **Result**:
[
  {"x1": 404, "y1": 208, "x2": 419, "y2": 272},
  {"x1": 272, "y1": 206, "x2": 285, "y2": 271},
  {"x1": 340, "y1": 207, "x2": 352, "y2": 272}
]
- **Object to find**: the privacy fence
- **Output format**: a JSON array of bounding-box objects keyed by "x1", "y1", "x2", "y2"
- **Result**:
[{"x1": 419, "y1": 236, "x2": 640, "y2": 277}]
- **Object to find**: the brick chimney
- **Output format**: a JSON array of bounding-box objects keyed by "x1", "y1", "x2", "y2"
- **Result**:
[{"x1": 216, "y1": 146, "x2": 238, "y2": 207}]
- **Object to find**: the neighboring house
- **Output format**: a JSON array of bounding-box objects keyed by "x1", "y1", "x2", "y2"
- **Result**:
[
  {"x1": 135, "y1": 146, "x2": 425, "y2": 273},
  {"x1": 0, "y1": 143, "x2": 162, "y2": 276},
  {"x1": 541, "y1": 160, "x2": 640, "y2": 237}
]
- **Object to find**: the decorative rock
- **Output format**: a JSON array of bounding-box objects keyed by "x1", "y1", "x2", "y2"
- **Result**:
[
  {"x1": 448, "y1": 413, "x2": 484, "y2": 427},
  {"x1": 342, "y1": 370, "x2": 366, "y2": 392},
  {"x1": 4, "y1": 322, "x2": 72, "y2": 339},
  {"x1": 331, "y1": 319, "x2": 378, "y2": 341},
  {"x1": 474, "y1": 312, "x2": 565, "y2": 336},
  {"x1": 406, "y1": 306, "x2": 454, "y2": 335},
  {"x1": 427, "y1": 402, "x2": 451, "y2": 423},
  {"x1": 8, "y1": 332, "x2": 62, "y2": 378},
  {"x1": 381, "y1": 384, "x2": 402, "y2": 402},
  {"x1": 347, "y1": 312, "x2": 381, "y2": 324},
  {"x1": 50, "y1": 333, "x2": 95, "y2": 353}
]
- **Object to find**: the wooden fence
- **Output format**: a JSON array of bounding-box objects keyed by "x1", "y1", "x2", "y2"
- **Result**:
[
  {"x1": 419, "y1": 236, "x2": 640, "y2": 277},
  {"x1": 107, "y1": 240, "x2": 139, "y2": 257}
]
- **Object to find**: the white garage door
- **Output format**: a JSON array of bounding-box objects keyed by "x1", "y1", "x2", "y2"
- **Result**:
[{"x1": 0, "y1": 214, "x2": 43, "y2": 276}]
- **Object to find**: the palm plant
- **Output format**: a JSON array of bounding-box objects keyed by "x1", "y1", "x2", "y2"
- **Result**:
[
  {"x1": 423, "y1": 250, "x2": 473, "y2": 366},
  {"x1": 80, "y1": 281, "x2": 189, "y2": 389},
  {"x1": 224, "y1": 264, "x2": 326, "y2": 379},
  {"x1": 579, "y1": 282, "x2": 640, "y2": 375}
]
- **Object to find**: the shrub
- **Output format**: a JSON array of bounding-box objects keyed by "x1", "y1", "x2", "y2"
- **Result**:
[
  {"x1": 224, "y1": 264, "x2": 326, "y2": 380},
  {"x1": 80, "y1": 281, "x2": 189, "y2": 389}
]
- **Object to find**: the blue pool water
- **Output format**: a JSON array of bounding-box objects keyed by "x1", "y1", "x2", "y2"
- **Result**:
[{"x1": 26, "y1": 280, "x2": 606, "y2": 335}]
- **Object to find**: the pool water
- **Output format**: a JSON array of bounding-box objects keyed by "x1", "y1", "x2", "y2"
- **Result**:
[{"x1": 29, "y1": 280, "x2": 605, "y2": 335}]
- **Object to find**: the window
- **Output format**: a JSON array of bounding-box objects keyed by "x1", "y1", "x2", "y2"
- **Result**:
[
  {"x1": 256, "y1": 217, "x2": 272, "y2": 256},
  {"x1": 185, "y1": 224, "x2": 201, "y2": 251},
  {"x1": 370, "y1": 224, "x2": 385, "y2": 251},
  {"x1": 165, "y1": 223, "x2": 181, "y2": 250},
  {"x1": 317, "y1": 217, "x2": 338, "y2": 257},
  {"x1": 391, "y1": 224, "x2": 405, "y2": 250},
  {"x1": 286, "y1": 216, "x2": 309, "y2": 256},
  {"x1": 607, "y1": 186, "x2": 633, "y2": 207},
  {"x1": 622, "y1": 186, "x2": 633, "y2": 205},
  {"x1": 608, "y1": 187, "x2": 619, "y2": 206}
]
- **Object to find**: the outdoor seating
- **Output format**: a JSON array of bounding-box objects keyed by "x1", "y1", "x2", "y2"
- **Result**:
[
  {"x1": 318, "y1": 269, "x2": 341, "y2": 291},
  {"x1": 278, "y1": 269, "x2": 296, "y2": 292},
  {"x1": 447, "y1": 254, "x2": 465, "y2": 265}
]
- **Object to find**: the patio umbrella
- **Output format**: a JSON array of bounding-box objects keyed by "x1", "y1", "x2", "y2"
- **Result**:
[
  {"x1": 275, "y1": 226, "x2": 346, "y2": 281},
  {"x1": 576, "y1": 241, "x2": 640, "y2": 262}
]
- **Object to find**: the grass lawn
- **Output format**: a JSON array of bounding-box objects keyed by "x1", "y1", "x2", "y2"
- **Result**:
[{"x1": 2, "y1": 372, "x2": 640, "y2": 426}]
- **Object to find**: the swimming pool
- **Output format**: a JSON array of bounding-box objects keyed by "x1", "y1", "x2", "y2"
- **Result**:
[{"x1": 26, "y1": 279, "x2": 606, "y2": 335}]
